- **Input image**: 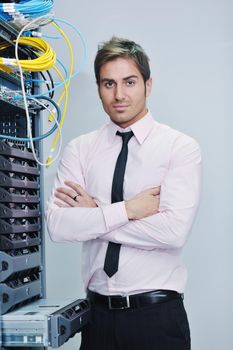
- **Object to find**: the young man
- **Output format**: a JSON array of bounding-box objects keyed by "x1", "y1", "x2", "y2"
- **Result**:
[{"x1": 46, "y1": 37, "x2": 202, "y2": 350}]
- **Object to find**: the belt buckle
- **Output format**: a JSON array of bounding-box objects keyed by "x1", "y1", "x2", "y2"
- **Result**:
[{"x1": 108, "y1": 295, "x2": 130, "y2": 310}]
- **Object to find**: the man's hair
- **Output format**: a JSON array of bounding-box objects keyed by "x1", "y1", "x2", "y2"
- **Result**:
[{"x1": 94, "y1": 36, "x2": 151, "y2": 85}]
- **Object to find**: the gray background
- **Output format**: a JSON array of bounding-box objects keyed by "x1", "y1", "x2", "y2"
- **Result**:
[{"x1": 43, "y1": 0, "x2": 233, "y2": 349}]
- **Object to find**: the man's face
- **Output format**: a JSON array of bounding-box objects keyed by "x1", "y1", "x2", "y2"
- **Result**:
[{"x1": 98, "y1": 57, "x2": 152, "y2": 128}]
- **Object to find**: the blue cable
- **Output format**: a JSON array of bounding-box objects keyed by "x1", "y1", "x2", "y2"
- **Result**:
[
  {"x1": 0, "y1": 96, "x2": 61, "y2": 142},
  {"x1": 13, "y1": 17, "x2": 88, "y2": 100},
  {"x1": 25, "y1": 57, "x2": 68, "y2": 86},
  {"x1": 0, "y1": 1, "x2": 54, "y2": 21},
  {"x1": 54, "y1": 17, "x2": 88, "y2": 80},
  {"x1": 23, "y1": 30, "x2": 62, "y2": 40},
  {"x1": 41, "y1": 34, "x2": 62, "y2": 39}
]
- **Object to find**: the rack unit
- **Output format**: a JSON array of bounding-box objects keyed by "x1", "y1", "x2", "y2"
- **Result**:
[
  {"x1": 0, "y1": 141, "x2": 42, "y2": 316},
  {"x1": 2, "y1": 298, "x2": 90, "y2": 348}
]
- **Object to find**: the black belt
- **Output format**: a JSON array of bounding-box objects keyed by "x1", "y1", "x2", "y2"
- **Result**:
[{"x1": 87, "y1": 289, "x2": 182, "y2": 310}]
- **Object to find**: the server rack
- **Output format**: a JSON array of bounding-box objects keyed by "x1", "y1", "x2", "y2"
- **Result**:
[{"x1": 0, "y1": 16, "x2": 90, "y2": 349}]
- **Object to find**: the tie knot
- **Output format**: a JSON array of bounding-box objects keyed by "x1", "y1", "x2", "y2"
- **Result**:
[{"x1": 116, "y1": 130, "x2": 134, "y2": 144}]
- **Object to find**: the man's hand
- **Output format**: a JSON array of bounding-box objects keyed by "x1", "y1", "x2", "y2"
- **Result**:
[
  {"x1": 54, "y1": 181, "x2": 160, "y2": 219},
  {"x1": 54, "y1": 180, "x2": 97, "y2": 208},
  {"x1": 125, "y1": 187, "x2": 160, "y2": 220}
]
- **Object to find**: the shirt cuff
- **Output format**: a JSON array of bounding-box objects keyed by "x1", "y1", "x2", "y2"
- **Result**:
[{"x1": 101, "y1": 201, "x2": 129, "y2": 232}]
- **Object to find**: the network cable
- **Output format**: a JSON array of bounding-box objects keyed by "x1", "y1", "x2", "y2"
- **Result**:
[
  {"x1": 47, "y1": 21, "x2": 73, "y2": 153},
  {"x1": 39, "y1": 69, "x2": 55, "y2": 99},
  {"x1": 12, "y1": 15, "x2": 67, "y2": 166},
  {"x1": 13, "y1": 17, "x2": 87, "y2": 99},
  {"x1": 12, "y1": 18, "x2": 83, "y2": 164},
  {"x1": 1, "y1": 14, "x2": 87, "y2": 166},
  {"x1": 23, "y1": 96, "x2": 63, "y2": 167},
  {"x1": 25, "y1": 23, "x2": 71, "y2": 164},
  {"x1": 0, "y1": 37, "x2": 56, "y2": 73},
  {"x1": 0, "y1": 96, "x2": 62, "y2": 166},
  {"x1": 0, "y1": 95, "x2": 61, "y2": 142},
  {"x1": 0, "y1": 0, "x2": 54, "y2": 21},
  {"x1": 12, "y1": 15, "x2": 72, "y2": 165},
  {"x1": 25, "y1": 57, "x2": 69, "y2": 94},
  {"x1": 10, "y1": 19, "x2": 72, "y2": 106}
]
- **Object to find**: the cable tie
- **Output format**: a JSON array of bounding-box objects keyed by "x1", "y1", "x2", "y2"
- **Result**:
[{"x1": 2, "y1": 3, "x2": 15, "y2": 13}]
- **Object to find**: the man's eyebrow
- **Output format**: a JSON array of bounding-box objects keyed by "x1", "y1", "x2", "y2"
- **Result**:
[
  {"x1": 100, "y1": 75, "x2": 139, "y2": 83},
  {"x1": 100, "y1": 78, "x2": 115, "y2": 83},
  {"x1": 123, "y1": 75, "x2": 139, "y2": 81}
]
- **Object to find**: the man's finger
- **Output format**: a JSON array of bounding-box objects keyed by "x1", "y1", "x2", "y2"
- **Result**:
[
  {"x1": 64, "y1": 180, "x2": 89, "y2": 198},
  {"x1": 56, "y1": 186, "x2": 77, "y2": 199},
  {"x1": 152, "y1": 187, "x2": 161, "y2": 195},
  {"x1": 54, "y1": 200, "x2": 70, "y2": 208},
  {"x1": 144, "y1": 187, "x2": 161, "y2": 196},
  {"x1": 55, "y1": 191, "x2": 74, "y2": 206}
]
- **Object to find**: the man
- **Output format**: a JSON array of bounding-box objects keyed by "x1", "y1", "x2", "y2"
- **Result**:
[{"x1": 46, "y1": 37, "x2": 202, "y2": 350}]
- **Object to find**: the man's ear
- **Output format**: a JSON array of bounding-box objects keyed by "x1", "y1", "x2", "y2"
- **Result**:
[{"x1": 145, "y1": 78, "x2": 152, "y2": 97}]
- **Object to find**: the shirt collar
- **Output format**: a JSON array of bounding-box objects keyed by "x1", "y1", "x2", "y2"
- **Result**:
[{"x1": 107, "y1": 110, "x2": 155, "y2": 145}]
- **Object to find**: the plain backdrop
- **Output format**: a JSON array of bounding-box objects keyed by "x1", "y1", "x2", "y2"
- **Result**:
[{"x1": 42, "y1": 0, "x2": 233, "y2": 349}]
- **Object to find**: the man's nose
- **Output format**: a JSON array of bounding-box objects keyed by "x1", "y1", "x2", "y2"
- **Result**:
[{"x1": 115, "y1": 84, "x2": 125, "y2": 100}]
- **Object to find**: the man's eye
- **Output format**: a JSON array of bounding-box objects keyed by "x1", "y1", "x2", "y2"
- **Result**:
[
  {"x1": 105, "y1": 82, "x2": 114, "y2": 88},
  {"x1": 126, "y1": 80, "x2": 135, "y2": 86}
]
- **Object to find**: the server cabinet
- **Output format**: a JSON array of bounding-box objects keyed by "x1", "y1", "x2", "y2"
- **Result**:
[{"x1": 0, "y1": 14, "x2": 90, "y2": 349}]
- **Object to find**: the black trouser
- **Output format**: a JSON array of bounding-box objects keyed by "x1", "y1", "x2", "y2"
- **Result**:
[{"x1": 80, "y1": 296, "x2": 191, "y2": 350}]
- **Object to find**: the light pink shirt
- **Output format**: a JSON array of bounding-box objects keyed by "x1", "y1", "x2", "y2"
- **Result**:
[{"x1": 46, "y1": 112, "x2": 202, "y2": 295}]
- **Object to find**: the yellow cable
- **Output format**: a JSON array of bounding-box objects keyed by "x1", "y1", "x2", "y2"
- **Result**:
[
  {"x1": 46, "y1": 64, "x2": 68, "y2": 165},
  {"x1": 0, "y1": 24, "x2": 75, "y2": 166},
  {"x1": 47, "y1": 21, "x2": 74, "y2": 159},
  {"x1": 0, "y1": 37, "x2": 56, "y2": 72}
]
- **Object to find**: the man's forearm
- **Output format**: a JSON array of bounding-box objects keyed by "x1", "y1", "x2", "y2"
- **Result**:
[
  {"x1": 99, "y1": 206, "x2": 198, "y2": 250},
  {"x1": 46, "y1": 201, "x2": 129, "y2": 242},
  {"x1": 47, "y1": 181, "x2": 160, "y2": 243}
]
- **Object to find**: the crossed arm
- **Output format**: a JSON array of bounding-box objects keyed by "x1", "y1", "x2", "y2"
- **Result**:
[
  {"x1": 46, "y1": 136, "x2": 202, "y2": 250},
  {"x1": 54, "y1": 180, "x2": 160, "y2": 220}
]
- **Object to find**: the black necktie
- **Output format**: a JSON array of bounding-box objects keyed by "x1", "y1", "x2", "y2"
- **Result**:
[{"x1": 104, "y1": 130, "x2": 134, "y2": 277}]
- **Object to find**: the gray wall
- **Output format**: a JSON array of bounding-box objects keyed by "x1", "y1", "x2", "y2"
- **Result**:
[{"x1": 43, "y1": 0, "x2": 233, "y2": 349}]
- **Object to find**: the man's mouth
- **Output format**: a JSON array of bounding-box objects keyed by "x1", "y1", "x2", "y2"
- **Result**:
[{"x1": 113, "y1": 104, "x2": 129, "y2": 110}]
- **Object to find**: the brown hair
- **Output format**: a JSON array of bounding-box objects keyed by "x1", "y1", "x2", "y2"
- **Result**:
[{"x1": 94, "y1": 36, "x2": 150, "y2": 85}]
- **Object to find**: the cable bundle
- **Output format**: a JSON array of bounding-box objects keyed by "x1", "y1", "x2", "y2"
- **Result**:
[
  {"x1": 0, "y1": 37, "x2": 56, "y2": 72},
  {"x1": 0, "y1": 15, "x2": 87, "y2": 166},
  {"x1": 0, "y1": 0, "x2": 54, "y2": 21}
]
